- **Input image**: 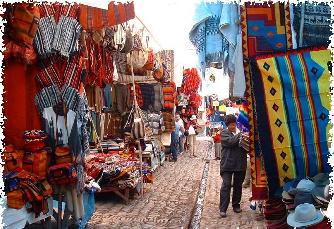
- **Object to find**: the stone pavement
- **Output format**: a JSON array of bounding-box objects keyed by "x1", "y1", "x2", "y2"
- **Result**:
[
  {"x1": 88, "y1": 138, "x2": 266, "y2": 229},
  {"x1": 199, "y1": 158, "x2": 265, "y2": 229},
  {"x1": 88, "y1": 140, "x2": 212, "y2": 229}
]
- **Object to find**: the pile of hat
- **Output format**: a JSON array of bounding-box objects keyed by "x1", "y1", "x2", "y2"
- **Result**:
[{"x1": 282, "y1": 173, "x2": 332, "y2": 228}]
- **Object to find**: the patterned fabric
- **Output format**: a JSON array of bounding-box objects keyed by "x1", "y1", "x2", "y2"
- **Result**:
[
  {"x1": 155, "y1": 50, "x2": 174, "y2": 82},
  {"x1": 107, "y1": 1, "x2": 135, "y2": 26},
  {"x1": 189, "y1": 2, "x2": 229, "y2": 70},
  {"x1": 34, "y1": 16, "x2": 57, "y2": 58},
  {"x1": 35, "y1": 85, "x2": 62, "y2": 113},
  {"x1": 293, "y1": 3, "x2": 331, "y2": 48},
  {"x1": 252, "y1": 47, "x2": 332, "y2": 197},
  {"x1": 240, "y1": 2, "x2": 292, "y2": 200},
  {"x1": 79, "y1": 4, "x2": 109, "y2": 31},
  {"x1": 34, "y1": 4, "x2": 81, "y2": 58},
  {"x1": 52, "y1": 16, "x2": 82, "y2": 57},
  {"x1": 36, "y1": 65, "x2": 62, "y2": 89},
  {"x1": 62, "y1": 85, "x2": 80, "y2": 112}
]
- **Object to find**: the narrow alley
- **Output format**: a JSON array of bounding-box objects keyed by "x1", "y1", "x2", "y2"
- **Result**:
[{"x1": 88, "y1": 139, "x2": 265, "y2": 229}]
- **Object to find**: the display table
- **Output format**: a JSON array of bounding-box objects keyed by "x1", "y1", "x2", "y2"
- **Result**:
[{"x1": 1, "y1": 197, "x2": 53, "y2": 229}]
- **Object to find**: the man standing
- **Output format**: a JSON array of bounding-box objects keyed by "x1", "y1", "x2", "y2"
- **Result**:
[{"x1": 219, "y1": 115, "x2": 247, "y2": 218}]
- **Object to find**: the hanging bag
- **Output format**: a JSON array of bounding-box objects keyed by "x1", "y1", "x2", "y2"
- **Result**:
[{"x1": 128, "y1": 54, "x2": 145, "y2": 139}]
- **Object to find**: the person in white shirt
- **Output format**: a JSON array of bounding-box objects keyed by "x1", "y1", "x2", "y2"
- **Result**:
[
  {"x1": 175, "y1": 114, "x2": 185, "y2": 154},
  {"x1": 187, "y1": 115, "x2": 198, "y2": 157}
]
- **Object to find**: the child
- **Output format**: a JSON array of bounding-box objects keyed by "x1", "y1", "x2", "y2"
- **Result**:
[{"x1": 213, "y1": 128, "x2": 222, "y2": 160}]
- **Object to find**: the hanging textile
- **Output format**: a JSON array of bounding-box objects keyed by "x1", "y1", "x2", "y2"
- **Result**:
[
  {"x1": 252, "y1": 47, "x2": 332, "y2": 197},
  {"x1": 107, "y1": 1, "x2": 135, "y2": 26},
  {"x1": 240, "y1": 2, "x2": 292, "y2": 200},
  {"x1": 189, "y1": 2, "x2": 239, "y2": 74},
  {"x1": 293, "y1": 2, "x2": 331, "y2": 48},
  {"x1": 79, "y1": 4, "x2": 108, "y2": 31}
]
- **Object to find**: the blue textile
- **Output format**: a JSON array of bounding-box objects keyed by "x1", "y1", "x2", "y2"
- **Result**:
[
  {"x1": 103, "y1": 84, "x2": 113, "y2": 108},
  {"x1": 189, "y1": 2, "x2": 239, "y2": 73}
]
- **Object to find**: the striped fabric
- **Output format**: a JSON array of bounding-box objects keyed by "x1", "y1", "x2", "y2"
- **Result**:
[
  {"x1": 34, "y1": 16, "x2": 57, "y2": 57},
  {"x1": 79, "y1": 4, "x2": 109, "y2": 30},
  {"x1": 35, "y1": 85, "x2": 62, "y2": 113},
  {"x1": 52, "y1": 16, "x2": 82, "y2": 58},
  {"x1": 34, "y1": 4, "x2": 81, "y2": 58},
  {"x1": 107, "y1": 1, "x2": 135, "y2": 26},
  {"x1": 36, "y1": 65, "x2": 63, "y2": 89},
  {"x1": 63, "y1": 61, "x2": 81, "y2": 90},
  {"x1": 252, "y1": 47, "x2": 332, "y2": 196},
  {"x1": 62, "y1": 85, "x2": 80, "y2": 112}
]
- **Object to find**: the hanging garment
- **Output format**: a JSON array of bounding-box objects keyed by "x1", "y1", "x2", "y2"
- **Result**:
[
  {"x1": 153, "y1": 84, "x2": 162, "y2": 112},
  {"x1": 79, "y1": 4, "x2": 109, "y2": 31},
  {"x1": 107, "y1": 1, "x2": 135, "y2": 26},
  {"x1": 140, "y1": 84, "x2": 155, "y2": 111},
  {"x1": 114, "y1": 84, "x2": 131, "y2": 114},
  {"x1": 232, "y1": 33, "x2": 245, "y2": 97},
  {"x1": 103, "y1": 84, "x2": 113, "y2": 109},
  {"x1": 293, "y1": 2, "x2": 331, "y2": 48},
  {"x1": 34, "y1": 4, "x2": 81, "y2": 58}
]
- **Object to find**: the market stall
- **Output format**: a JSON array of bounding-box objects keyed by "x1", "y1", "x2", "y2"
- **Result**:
[
  {"x1": 189, "y1": 1, "x2": 332, "y2": 228},
  {"x1": 1, "y1": 1, "x2": 176, "y2": 228}
]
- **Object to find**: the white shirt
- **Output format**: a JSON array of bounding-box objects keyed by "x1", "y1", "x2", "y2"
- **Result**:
[
  {"x1": 188, "y1": 125, "x2": 196, "y2": 135},
  {"x1": 176, "y1": 119, "x2": 184, "y2": 137}
]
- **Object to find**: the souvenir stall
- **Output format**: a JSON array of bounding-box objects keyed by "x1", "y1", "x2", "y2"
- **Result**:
[
  {"x1": 0, "y1": 1, "x2": 160, "y2": 228},
  {"x1": 78, "y1": 6, "x2": 176, "y2": 198},
  {"x1": 190, "y1": 1, "x2": 332, "y2": 228}
]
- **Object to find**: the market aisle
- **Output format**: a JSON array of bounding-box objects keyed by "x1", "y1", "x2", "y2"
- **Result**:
[
  {"x1": 88, "y1": 140, "x2": 213, "y2": 229},
  {"x1": 199, "y1": 156, "x2": 265, "y2": 229}
]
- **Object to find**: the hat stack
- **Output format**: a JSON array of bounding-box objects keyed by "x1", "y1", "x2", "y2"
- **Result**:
[
  {"x1": 263, "y1": 198, "x2": 289, "y2": 229},
  {"x1": 239, "y1": 132, "x2": 249, "y2": 151},
  {"x1": 284, "y1": 173, "x2": 331, "y2": 228}
]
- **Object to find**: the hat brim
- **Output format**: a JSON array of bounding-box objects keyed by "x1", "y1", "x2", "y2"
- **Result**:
[
  {"x1": 312, "y1": 186, "x2": 326, "y2": 199},
  {"x1": 287, "y1": 210, "x2": 324, "y2": 228}
]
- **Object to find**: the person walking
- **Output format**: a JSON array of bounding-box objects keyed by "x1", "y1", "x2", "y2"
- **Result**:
[
  {"x1": 219, "y1": 114, "x2": 247, "y2": 218},
  {"x1": 187, "y1": 115, "x2": 198, "y2": 157},
  {"x1": 175, "y1": 114, "x2": 185, "y2": 154}
]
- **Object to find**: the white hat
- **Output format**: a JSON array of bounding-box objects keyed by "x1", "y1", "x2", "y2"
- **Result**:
[
  {"x1": 287, "y1": 203, "x2": 324, "y2": 228},
  {"x1": 190, "y1": 115, "x2": 197, "y2": 121}
]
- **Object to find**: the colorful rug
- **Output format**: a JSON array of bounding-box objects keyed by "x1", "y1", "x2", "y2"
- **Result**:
[
  {"x1": 252, "y1": 47, "x2": 332, "y2": 196},
  {"x1": 240, "y1": 2, "x2": 292, "y2": 200}
]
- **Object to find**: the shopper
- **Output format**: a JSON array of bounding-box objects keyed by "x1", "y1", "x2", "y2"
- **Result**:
[
  {"x1": 187, "y1": 115, "x2": 198, "y2": 157},
  {"x1": 175, "y1": 114, "x2": 185, "y2": 154},
  {"x1": 213, "y1": 127, "x2": 222, "y2": 160},
  {"x1": 219, "y1": 114, "x2": 247, "y2": 218}
]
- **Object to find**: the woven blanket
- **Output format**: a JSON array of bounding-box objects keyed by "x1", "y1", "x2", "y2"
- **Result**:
[
  {"x1": 293, "y1": 2, "x2": 331, "y2": 48},
  {"x1": 240, "y1": 2, "x2": 292, "y2": 200},
  {"x1": 252, "y1": 47, "x2": 332, "y2": 197}
]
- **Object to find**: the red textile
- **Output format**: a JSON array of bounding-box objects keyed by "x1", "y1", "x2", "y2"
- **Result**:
[
  {"x1": 3, "y1": 60, "x2": 42, "y2": 148},
  {"x1": 213, "y1": 133, "x2": 221, "y2": 143}
]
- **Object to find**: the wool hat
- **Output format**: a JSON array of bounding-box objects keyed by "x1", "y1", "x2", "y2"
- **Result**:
[{"x1": 287, "y1": 203, "x2": 324, "y2": 228}]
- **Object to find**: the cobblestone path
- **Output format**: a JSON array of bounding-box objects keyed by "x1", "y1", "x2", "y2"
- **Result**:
[
  {"x1": 199, "y1": 158, "x2": 265, "y2": 229},
  {"x1": 88, "y1": 140, "x2": 212, "y2": 229}
]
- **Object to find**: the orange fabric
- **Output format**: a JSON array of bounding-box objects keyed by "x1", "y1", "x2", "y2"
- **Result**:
[
  {"x1": 79, "y1": 4, "x2": 108, "y2": 30},
  {"x1": 23, "y1": 150, "x2": 48, "y2": 178},
  {"x1": 107, "y1": 1, "x2": 135, "y2": 26},
  {"x1": 3, "y1": 60, "x2": 42, "y2": 148}
]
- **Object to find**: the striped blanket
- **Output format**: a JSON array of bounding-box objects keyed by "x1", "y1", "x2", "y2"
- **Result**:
[{"x1": 252, "y1": 47, "x2": 332, "y2": 196}]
